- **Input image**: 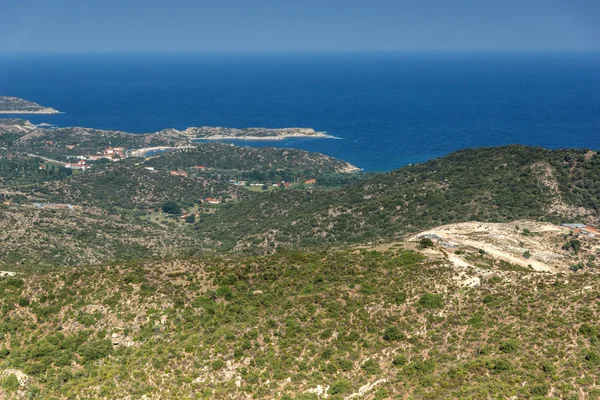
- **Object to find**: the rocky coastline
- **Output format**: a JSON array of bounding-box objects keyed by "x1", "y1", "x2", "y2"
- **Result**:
[{"x1": 0, "y1": 96, "x2": 61, "y2": 114}]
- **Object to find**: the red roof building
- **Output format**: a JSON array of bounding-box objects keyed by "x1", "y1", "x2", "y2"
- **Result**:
[{"x1": 170, "y1": 169, "x2": 189, "y2": 177}]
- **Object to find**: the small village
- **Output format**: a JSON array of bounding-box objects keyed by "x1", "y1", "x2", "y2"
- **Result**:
[{"x1": 27, "y1": 144, "x2": 320, "y2": 218}]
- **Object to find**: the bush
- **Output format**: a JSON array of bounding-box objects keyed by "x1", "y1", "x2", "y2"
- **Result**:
[
  {"x1": 499, "y1": 339, "x2": 519, "y2": 353},
  {"x1": 161, "y1": 201, "x2": 181, "y2": 215},
  {"x1": 530, "y1": 383, "x2": 549, "y2": 396},
  {"x1": 17, "y1": 297, "x2": 30, "y2": 307},
  {"x1": 493, "y1": 358, "x2": 512, "y2": 371},
  {"x1": 392, "y1": 354, "x2": 407, "y2": 366},
  {"x1": 383, "y1": 326, "x2": 405, "y2": 341},
  {"x1": 585, "y1": 351, "x2": 600, "y2": 365},
  {"x1": 361, "y1": 359, "x2": 381, "y2": 375},
  {"x1": 374, "y1": 388, "x2": 389, "y2": 400},
  {"x1": 77, "y1": 339, "x2": 112, "y2": 361},
  {"x1": 1, "y1": 374, "x2": 19, "y2": 392},
  {"x1": 418, "y1": 238, "x2": 434, "y2": 249},
  {"x1": 394, "y1": 292, "x2": 407, "y2": 304},
  {"x1": 328, "y1": 379, "x2": 352, "y2": 395},
  {"x1": 418, "y1": 293, "x2": 444, "y2": 309}
]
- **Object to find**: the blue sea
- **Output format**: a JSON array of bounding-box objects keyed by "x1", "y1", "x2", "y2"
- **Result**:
[{"x1": 1, "y1": 52, "x2": 599, "y2": 171}]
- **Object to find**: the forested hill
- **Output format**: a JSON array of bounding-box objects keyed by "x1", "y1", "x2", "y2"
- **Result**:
[
  {"x1": 196, "y1": 145, "x2": 600, "y2": 251},
  {"x1": 144, "y1": 144, "x2": 357, "y2": 175}
]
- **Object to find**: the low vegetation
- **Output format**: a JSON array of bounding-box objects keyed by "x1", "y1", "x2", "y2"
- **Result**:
[{"x1": 2, "y1": 249, "x2": 600, "y2": 399}]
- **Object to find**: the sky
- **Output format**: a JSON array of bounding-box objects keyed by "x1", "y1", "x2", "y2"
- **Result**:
[{"x1": 1, "y1": 0, "x2": 599, "y2": 52}]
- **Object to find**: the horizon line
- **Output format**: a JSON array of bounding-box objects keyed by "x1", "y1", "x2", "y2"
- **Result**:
[{"x1": 1, "y1": 49, "x2": 600, "y2": 55}]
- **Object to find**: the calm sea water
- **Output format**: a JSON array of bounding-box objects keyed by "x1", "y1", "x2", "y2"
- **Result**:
[{"x1": 1, "y1": 52, "x2": 599, "y2": 171}]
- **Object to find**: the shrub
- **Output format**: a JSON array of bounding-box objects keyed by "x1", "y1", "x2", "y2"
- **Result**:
[
  {"x1": 361, "y1": 359, "x2": 381, "y2": 375},
  {"x1": 328, "y1": 379, "x2": 352, "y2": 395},
  {"x1": 17, "y1": 297, "x2": 30, "y2": 307},
  {"x1": 77, "y1": 339, "x2": 112, "y2": 361},
  {"x1": 392, "y1": 354, "x2": 407, "y2": 366},
  {"x1": 161, "y1": 201, "x2": 181, "y2": 215},
  {"x1": 585, "y1": 351, "x2": 600, "y2": 365},
  {"x1": 383, "y1": 326, "x2": 405, "y2": 341},
  {"x1": 579, "y1": 323, "x2": 599, "y2": 338},
  {"x1": 493, "y1": 359, "x2": 512, "y2": 371},
  {"x1": 530, "y1": 383, "x2": 549, "y2": 396},
  {"x1": 1, "y1": 374, "x2": 19, "y2": 392},
  {"x1": 216, "y1": 286, "x2": 233, "y2": 301},
  {"x1": 418, "y1": 293, "x2": 443, "y2": 309},
  {"x1": 418, "y1": 238, "x2": 434, "y2": 249},
  {"x1": 407, "y1": 359, "x2": 436, "y2": 374},
  {"x1": 499, "y1": 339, "x2": 519, "y2": 353},
  {"x1": 394, "y1": 292, "x2": 407, "y2": 304}
]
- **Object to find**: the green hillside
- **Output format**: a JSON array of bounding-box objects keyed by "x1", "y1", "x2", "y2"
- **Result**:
[
  {"x1": 31, "y1": 160, "x2": 245, "y2": 211},
  {"x1": 2, "y1": 248, "x2": 600, "y2": 399},
  {"x1": 196, "y1": 146, "x2": 600, "y2": 251}
]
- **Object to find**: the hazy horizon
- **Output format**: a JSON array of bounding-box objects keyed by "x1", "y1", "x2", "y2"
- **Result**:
[{"x1": 1, "y1": 0, "x2": 599, "y2": 52}]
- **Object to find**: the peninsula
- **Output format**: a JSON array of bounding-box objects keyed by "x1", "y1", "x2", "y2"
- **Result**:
[
  {"x1": 0, "y1": 96, "x2": 61, "y2": 114},
  {"x1": 160, "y1": 126, "x2": 333, "y2": 140}
]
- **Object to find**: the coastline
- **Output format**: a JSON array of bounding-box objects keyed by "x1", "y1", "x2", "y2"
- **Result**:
[
  {"x1": 191, "y1": 133, "x2": 335, "y2": 141},
  {"x1": 0, "y1": 109, "x2": 61, "y2": 115}
]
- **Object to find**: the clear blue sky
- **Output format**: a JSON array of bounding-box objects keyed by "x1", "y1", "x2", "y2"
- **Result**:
[{"x1": 1, "y1": 0, "x2": 599, "y2": 52}]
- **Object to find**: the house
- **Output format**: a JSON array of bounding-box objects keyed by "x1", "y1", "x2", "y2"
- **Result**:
[
  {"x1": 278, "y1": 182, "x2": 291, "y2": 188},
  {"x1": 204, "y1": 198, "x2": 220, "y2": 205},
  {"x1": 561, "y1": 223, "x2": 587, "y2": 229},
  {"x1": 420, "y1": 233, "x2": 443, "y2": 243},
  {"x1": 65, "y1": 160, "x2": 91, "y2": 171},
  {"x1": 87, "y1": 155, "x2": 102, "y2": 161},
  {"x1": 194, "y1": 166, "x2": 206, "y2": 170},
  {"x1": 38, "y1": 164, "x2": 46, "y2": 170},
  {"x1": 66, "y1": 145, "x2": 76, "y2": 150},
  {"x1": 304, "y1": 179, "x2": 317, "y2": 185},
  {"x1": 144, "y1": 166, "x2": 155, "y2": 171},
  {"x1": 170, "y1": 169, "x2": 188, "y2": 177},
  {"x1": 561, "y1": 223, "x2": 599, "y2": 237},
  {"x1": 103, "y1": 147, "x2": 126, "y2": 160}
]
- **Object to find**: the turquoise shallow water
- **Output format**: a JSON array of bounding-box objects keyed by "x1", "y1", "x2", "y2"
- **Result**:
[{"x1": 1, "y1": 52, "x2": 599, "y2": 171}]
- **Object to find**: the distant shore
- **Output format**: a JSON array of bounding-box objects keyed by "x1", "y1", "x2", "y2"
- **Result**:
[
  {"x1": 191, "y1": 133, "x2": 335, "y2": 141},
  {"x1": 167, "y1": 126, "x2": 335, "y2": 141},
  {"x1": 0, "y1": 96, "x2": 61, "y2": 114},
  {"x1": 0, "y1": 108, "x2": 61, "y2": 115}
]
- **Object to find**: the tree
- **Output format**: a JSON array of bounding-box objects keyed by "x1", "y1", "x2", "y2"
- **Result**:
[
  {"x1": 161, "y1": 201, "x2": 181, "y2": 215},
  {"x1": 185, "y1": 214, "x2": 196, "y2": 224}
]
